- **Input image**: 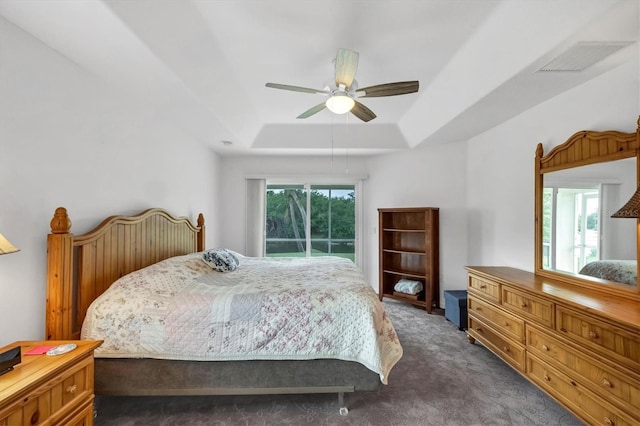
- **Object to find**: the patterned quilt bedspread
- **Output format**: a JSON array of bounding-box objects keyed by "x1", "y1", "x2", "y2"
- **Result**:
[{"x1": 81, "y1": 253, "x2": 403, "y2": 383}]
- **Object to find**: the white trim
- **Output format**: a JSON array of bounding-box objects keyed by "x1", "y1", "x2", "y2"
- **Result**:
[
  {"x1": 245, "y1": 179, "x2": 267, "y2": 257},
  {"x1": 246, "y1": 174, "x2": 368, "y2": 184},
  {"x1": 354, "y1": 180, "x2": 364, "y2": 271}
]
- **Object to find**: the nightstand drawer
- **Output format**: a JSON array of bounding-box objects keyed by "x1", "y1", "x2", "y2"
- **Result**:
[
  {"x1": 468, "y1": 296, "x2": 524, "y2": 343},
  {"x1": 468, "y1": 316, "x2": 525, "y2": 372},
  {"x1": 468, "y1": 275, "x2": 500, "y2": 303},
  {"x1": 527, "y1": 353, "x2": 638, "y2": 426},
  {"x1": 556, "y1": 306, "x2": 640, "y2": 371},
  {"x1": 56, "y1": 396, "x2": 94, "y2": 426},
  {"x1": 502, "y1": 285, "x2": 554, "y2": 328},
  {"x1": 0, "y1": 355, "x2": 93, "y2": 425}
]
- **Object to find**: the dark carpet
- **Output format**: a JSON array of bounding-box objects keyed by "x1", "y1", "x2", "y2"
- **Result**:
[{"x1": 94, "y1": 299, "x2": 582, "y2": 425}]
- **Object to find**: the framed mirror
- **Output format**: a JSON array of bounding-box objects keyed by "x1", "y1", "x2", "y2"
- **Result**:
[{"x1": 534, "y1": 121, "x2": 640, "y2": 300}]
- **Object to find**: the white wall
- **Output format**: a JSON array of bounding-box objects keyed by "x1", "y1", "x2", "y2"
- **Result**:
[
  {"x1": 466, "y1": 58, "x2": 639, "y2": 271},
  {"x1": 364, "y1": 142, "x2": 469, "y2": 307},
  {"x1": 0, "y1": 18, "x2": 221, "y2": 346}
]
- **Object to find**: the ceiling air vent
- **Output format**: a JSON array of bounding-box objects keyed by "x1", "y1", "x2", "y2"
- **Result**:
[{"x1": 537, "y1": 41, "x2": 634, "y2": 72}]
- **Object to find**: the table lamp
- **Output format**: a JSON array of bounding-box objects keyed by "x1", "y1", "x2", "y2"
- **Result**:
[
  {"x1": 0, "y1": 233, "x2": 19, "y2": 255},
  {"x1": 0, "y1": 231, "x2": 20, "y2": 376}
]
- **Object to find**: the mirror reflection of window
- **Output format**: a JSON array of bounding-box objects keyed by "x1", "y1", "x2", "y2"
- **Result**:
[
  {"x1": 542, "y1": 188, "x2": 553, "y2": 269},
  {"x1": 545, "y1": 186, "x2": 600, "y2": 274}
]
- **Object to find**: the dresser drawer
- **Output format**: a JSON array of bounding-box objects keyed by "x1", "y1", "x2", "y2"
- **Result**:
[
  {"x1": 55, "y1": 396, "x2": 94, "y2": 426},
  {"x1": 0, "y1": 355, "x2": 94, "y2": 426},
  {"x1": 468, "y1": 316, "x2": 525, "y2": 372},
  {"x1": 527, "y1": 353, "x2": 637, "y2": 426},
  {"x1": 468, "y1": 296, "x2": 525, "y2": 343},
  {"x1": 527, "y1": 325, "x2": 640, "y2": 418},
  {"x1": 556, "y1": 306, "x2": 640, "y2": 371},
  {"x1": 468, "y1": 275, "x2": 500, "y2": 303},
  {"x1": 502, "y1": 285, "x2": 554, "y2": 328}
]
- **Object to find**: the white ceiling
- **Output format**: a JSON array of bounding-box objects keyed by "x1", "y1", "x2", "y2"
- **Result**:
[{"x1": 1, "y1": 0, "x2": 637, "y2": 156}]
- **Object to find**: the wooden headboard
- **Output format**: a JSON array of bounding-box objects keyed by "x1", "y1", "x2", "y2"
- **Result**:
[{"x1": 46, "y1": 207, "x2": 205, "y2": 340}]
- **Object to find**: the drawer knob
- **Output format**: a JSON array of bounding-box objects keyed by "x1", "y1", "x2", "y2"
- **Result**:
[
  {"x1": 601, "y1": 378, "x2": 612, "y2": 388},
  {"x1": 503, "y1": 321, "x2": 509, "y2": 326},
  {"x1": 589, "y1": 331, "x2": 599, "y2": 339},
  {"x1": 475, "y1": 327, "x2": 483, "y2": 333},
  {"x1": 604, "y1": 417, "x2": 614, "y2": 426},
  {"x1": 30, "y1": 410, "x2": 39, "y2": 425},
  {"x1": 543, "y1": 373, "x2": 550, "y2": 382},
  {"x1": 541, "y1": 345, "x2": 550, "y2": 351},
  {"x1": 479, "y1": 284, "x2": 487, "y2": 289},
  {"x1": 521, "y1": 303, "x2": 528, "y2": 308},
  {"x1": 66, "y1": 384, "x2": 77, "y2": 394},
  {"x1": 503, "y1": 346, "x2": 510, "y2": 353}
]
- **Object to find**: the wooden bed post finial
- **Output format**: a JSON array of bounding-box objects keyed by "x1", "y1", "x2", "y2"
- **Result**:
[
  {"x1": 197, "y1": 213, "x2": 206, "y2": 252},
  {"x1": 50, "y1": 207, "x2": 71, "y2": 234},
  {"x1": 535, "y1": 143, "x2": 543, "y2": 160},
  {"x1": 47, "y1": 207, "x2": 74, "y2": 340}
]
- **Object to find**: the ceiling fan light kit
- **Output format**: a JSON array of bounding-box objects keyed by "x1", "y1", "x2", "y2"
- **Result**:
[
  {"x1": 325, "y1": 93, "x2": 355, "y2": 114},
  {"x1": 266, "y1": 48, "x2": 419, "y2": 122}
]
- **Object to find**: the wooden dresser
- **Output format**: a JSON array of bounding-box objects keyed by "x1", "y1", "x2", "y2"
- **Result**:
[
  {"x1": 0, "y1": 340, "x2": 102, "y2": 426},
  {"x1": 466, "y1": 266, "x2": 640, "y2": 425}
]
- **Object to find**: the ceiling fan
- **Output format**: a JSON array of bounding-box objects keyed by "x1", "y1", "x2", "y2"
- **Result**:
[{"x1": 265, "y1": 48, "x2": 419, "y2": 122}]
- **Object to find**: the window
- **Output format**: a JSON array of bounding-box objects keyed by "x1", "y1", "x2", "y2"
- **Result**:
[{"x1": 265, "y1": 183, "x2": 357, "y2": 262}]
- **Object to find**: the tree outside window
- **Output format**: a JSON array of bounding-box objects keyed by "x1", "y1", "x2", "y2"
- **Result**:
[{"x1": 266, "y1": 184, "x2": 355, "y2": 261}]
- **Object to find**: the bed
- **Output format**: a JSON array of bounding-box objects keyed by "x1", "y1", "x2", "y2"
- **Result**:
[
  {"x1": 578, "y1": 259, "x2": 637, "y2": 286},
  {"x1": 45, "y1": 207, "x2": 402, "y2": 414}
]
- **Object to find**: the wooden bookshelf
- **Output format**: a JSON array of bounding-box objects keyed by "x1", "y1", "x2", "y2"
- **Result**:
[{"x1": 378, "y1": 207, "x2": 440, "y2": 313}]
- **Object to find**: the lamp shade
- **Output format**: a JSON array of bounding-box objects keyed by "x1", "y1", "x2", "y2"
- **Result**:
[
  {"x1": 325, "y1": 94, "x2": 355, "y2": 114},
  {"x1": 0, "y1": 233, "x2": 19, "y2": 255},
  {"x1": 611, "y1": 186, "x2": 640, "y2": 218}
]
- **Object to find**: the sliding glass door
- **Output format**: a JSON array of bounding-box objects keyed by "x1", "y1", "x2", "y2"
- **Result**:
[{"x1": 265, "y1": 184, "x2": 356, "y2": 261}]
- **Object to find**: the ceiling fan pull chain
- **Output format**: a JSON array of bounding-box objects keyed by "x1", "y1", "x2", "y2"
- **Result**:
[
  {"x1": 345, "y1": 113, "x2": 350, "y2": 174},
  {"x1": 331, "y1": 113, "x2": 335, "y2": 169},
  {"x1": 346, "y1": 147, "x2": 349, "y2": 175}
]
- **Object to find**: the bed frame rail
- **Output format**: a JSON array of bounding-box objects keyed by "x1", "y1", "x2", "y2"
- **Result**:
[{"x1": 46, "y1": 207, "x2": 205, "y2": 341}]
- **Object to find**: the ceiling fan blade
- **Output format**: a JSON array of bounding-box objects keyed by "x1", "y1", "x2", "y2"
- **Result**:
[
  {"x1": 266, "y1": 83, "x2": 329, "y2": 95},
  {"x1": 297, "y1": 103, "x2": 327, "y2": 119},
  {"x1": 335, "y1": 48, "x2": 359, "y2": 89},
  {"x1": 350, "y1": 101, "x2": 376, "y2": 122},
  {"x1": 356, "y1": 81, "x2": 419, "y2": 97}
]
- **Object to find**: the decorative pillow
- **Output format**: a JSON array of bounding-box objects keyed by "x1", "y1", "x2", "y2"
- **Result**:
[
  {"x1": 202, "y1": 248, "x2": 240, "y2": 272},
  {"x1": 393, "y1": 279, "x2": 423, "y2": 295}
]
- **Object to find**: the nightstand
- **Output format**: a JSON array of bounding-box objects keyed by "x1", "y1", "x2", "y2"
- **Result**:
[{"x1": 0, "y1": 340, "x2": 102, "y2": 426}]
